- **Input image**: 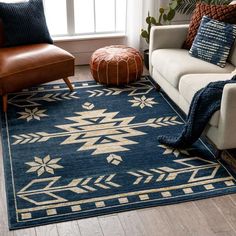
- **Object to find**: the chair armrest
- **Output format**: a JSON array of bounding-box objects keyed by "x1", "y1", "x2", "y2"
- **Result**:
[
  {"x1": 149, "y1": 24, "x2": 189, "y2": 73},
  {"x1": 217, "y1": 83, "x2": 236, "y2": 149}
]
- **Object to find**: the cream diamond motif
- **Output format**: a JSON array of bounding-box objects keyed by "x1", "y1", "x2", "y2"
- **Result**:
[
  {"x1": 82, "y1": 102, "x2": 95, "y2": 110},
  {"x1": 107, "y1": 154, "x2": 123, "y2": 165}
]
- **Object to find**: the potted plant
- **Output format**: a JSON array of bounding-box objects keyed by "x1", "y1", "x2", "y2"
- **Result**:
[
  {"x1": 175, "y1": 0, "x2": 231, "y2": 15},
  {"x1": 141, "y1": 0, "x2": 180, "y2": 69},
  {"x1": 141, "y1": 12, "x2": 158, "y2": 69}
]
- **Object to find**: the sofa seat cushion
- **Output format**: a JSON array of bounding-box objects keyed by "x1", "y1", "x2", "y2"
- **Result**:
[
  {"x1": 179, "y1": 73, "x2": 233, "y2": 127},
  {"x1": 151, "y1": 49, "x2": 234, "y2": 88}
]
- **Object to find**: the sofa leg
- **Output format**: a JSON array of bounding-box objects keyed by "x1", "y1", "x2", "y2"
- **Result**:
[
  {"x1": 63, "y1": 78, "x2": 74, "y2": 92},
  {"x1": 155, "y1": 83, "x2": 161, "y2": 92},
  {"x1": 216, "y1": 150, "x2": 223, "y2": 160},
  {"x1": 2, "y1": 94, "x2": 7, "y2": 112}
]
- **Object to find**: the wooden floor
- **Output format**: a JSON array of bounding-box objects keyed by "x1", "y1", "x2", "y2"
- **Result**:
[{"x1": 1, "y1": 66, "x2": 236, "y2": 236}]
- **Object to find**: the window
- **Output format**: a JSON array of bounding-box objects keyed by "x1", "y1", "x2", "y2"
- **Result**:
[{"x1": 43, "y1": 0, "x2": 127, "y2": 37}]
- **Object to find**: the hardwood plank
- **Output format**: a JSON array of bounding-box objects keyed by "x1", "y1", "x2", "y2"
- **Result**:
[
  {"x1": 0, "y1": 187, "x2": 13, "y2": 236},
  {"x1": 57, "y1": 221, "x2": 81, "y2": 236},
  {"x1": 77, "y1": 217, "x2": 103, "y2": 236},
  {"x1": 0, "y1": 139, "x2": 13, "y2": 236},
  {"x1": 229, "y1": 193, "x2": 236, "y2": 204},
  {"x1": 35, "y1": 224, "x2": 59, "y2": 236},
  {"x1": 214, "y1": 232, "x2": 236, "y2": 236},
  {"x1": 118, "y1": 210, "x2": 147, "y2": 236},
  {"x1": 14, "y1": 228, "x2": 36, "y2": 236},
  {"x1": 195, "y1": 199, "x2": 236, "y2": 235},
  {"x1": 213, "y1": 195, "x2": 236, "y2": 233},
  {"x1": 160, "y1": 202, "x2": 215, "y2": 236},
  {"x1": 73, "y1": 65, "x2": 93, "y2": 82},
  {"x1": 154, "y1": 205, "x2": 190, "y2": 236},
  {"x1": 138, "y1": 208, "x2": 173, "y2": 236},
  {"x1": 98, "y1": 214, "x2": 125, "y2": 236}
]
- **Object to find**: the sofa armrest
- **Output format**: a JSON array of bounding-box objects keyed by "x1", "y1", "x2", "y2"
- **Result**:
[
  {"x1": 149, "y1": 24, "x2": 189, "y2": 73},
  {"x1": 217, "y1": 83, "x2": 236, "y2": 149}
]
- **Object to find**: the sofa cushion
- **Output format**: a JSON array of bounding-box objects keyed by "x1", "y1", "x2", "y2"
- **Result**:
[
  {"x1": 183, "y1": 2, "x2": 236, "y2": 49},
  {"x1": 189, "y1": 16, "x2": 236, "y2": 68},
  {"x1": 179, "y1": 73, "x2": 233, "y2": 127},
  {"x1": 151, "y1": 49, "x2": 234, "y2": 88},
  {"x1": 228, "y1": 0, "x2": 236, "y2": 67}
]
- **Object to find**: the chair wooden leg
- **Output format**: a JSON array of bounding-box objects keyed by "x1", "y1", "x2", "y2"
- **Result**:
[
  {"x1": 2, "y1": 94, "x2": 7, "y2": 113},
  {"x1": 63, "y1": 77, "x2": 74, "y2": 92}
]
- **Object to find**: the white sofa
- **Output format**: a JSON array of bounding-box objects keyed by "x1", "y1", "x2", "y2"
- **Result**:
[{"x1": 149, "y1": 24, "x2": 236, "y2": 151}]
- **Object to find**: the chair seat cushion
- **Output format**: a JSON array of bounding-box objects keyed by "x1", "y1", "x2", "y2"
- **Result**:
[
  {"x1": 179, "y1": 73, "x2": 233, "y2": 127},
  {"x1": 151, "y1": 49, "x2": 234, "y2": 88},
  {"x1": 0, "y1": 44, "x2": 74, "y2": 93}
]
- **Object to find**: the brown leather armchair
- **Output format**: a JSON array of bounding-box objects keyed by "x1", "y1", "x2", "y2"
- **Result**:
[{"x1": 0, "y1": 23, "x2": 75, "y2": 112}]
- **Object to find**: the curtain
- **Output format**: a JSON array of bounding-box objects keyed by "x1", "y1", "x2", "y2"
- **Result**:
[
  {"x1": 126, "y1": 0, "x2": 158, "y2": 50},
  {"x1": 126, "y1": 0, "x2": 143, "y2": 49}
]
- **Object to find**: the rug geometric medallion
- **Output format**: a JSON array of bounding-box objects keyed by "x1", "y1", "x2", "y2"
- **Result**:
[{"x1": 1, "y1": 76, "x2": 236, "y2": 229}]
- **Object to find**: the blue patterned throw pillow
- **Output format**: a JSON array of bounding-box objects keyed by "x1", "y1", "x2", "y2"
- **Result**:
[
  {"x1": 189, "y1": 15, "x2": 236, "y2": 68},
  {"x1": 0, "y1": 0, "x2": 52, "y2": 47}
]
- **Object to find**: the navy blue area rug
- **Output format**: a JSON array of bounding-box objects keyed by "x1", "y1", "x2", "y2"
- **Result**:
[{"x1": 1, "y1": 76, "x2": 236, "y2": 229}]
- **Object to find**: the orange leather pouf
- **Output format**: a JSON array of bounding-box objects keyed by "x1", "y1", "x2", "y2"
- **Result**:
[{"x1": 90, "y1": 45, "x2": 143, "y2": 86}]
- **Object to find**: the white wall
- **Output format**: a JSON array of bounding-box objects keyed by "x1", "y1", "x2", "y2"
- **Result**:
[
  {"x1": 172, "y1": 12, "x2": 191, "y2": 24},
  {"x1": 54, "y1": 36, "x2": 127, "y2": 65}
]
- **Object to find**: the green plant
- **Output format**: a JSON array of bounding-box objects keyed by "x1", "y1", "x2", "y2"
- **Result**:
[
  {"x1": 141, "y1": 0, "x2": 180, "y2": 44},
  {"x1": 158, "y1": 0, "x2": 180, "y2": 24},
  {"x1": 141, "y1": 12, "x2": 158, "y2": 44},
  {"x1": 176, "y1": 0, "x2": 232, "y2": 15}
]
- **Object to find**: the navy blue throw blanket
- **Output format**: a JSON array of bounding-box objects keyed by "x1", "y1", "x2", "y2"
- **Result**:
[{"x1": 158, "y1": 75, "x2": 236, "y2": 148}]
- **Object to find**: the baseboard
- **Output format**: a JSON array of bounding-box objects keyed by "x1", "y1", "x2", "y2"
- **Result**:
[{"x1": 72, "y1": 52, "x2": 93, "y2": 65}]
